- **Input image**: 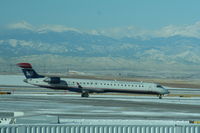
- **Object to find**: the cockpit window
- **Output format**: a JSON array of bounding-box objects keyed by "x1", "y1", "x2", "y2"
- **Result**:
[{"x1": 156, "y1": 84, "x2": 163, "y2": 88}]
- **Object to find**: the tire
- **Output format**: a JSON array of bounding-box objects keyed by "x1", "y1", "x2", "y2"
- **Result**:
[{"x1": 81, "y1": 92, "x2": 89, "y2": 97}]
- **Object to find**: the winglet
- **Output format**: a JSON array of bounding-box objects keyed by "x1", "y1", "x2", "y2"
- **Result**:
[{"x1": 16, "y1": 63, "x2": 32, "y2": 69}]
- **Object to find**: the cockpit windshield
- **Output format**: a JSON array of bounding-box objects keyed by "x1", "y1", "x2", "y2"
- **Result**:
[{"x1": 156, "y1": 84, "x2": 163, "y2": 88}]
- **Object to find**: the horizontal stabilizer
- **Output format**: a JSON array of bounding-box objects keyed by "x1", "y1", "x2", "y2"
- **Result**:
[{"x1": 16, "y1": 63, "x2": 32, "y2": 69}]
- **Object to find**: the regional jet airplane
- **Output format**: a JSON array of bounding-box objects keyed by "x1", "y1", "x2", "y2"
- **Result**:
[{"x1": 17, "y1": 63, "x2": 169, "y2": 99}]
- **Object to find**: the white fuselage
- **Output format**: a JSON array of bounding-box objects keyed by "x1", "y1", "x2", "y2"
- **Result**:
[{"x1": 25, "y1": 77, "x2": 169, "y2": 95}]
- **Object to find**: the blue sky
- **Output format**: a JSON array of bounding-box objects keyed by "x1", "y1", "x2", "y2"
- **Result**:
[{"x1": 1, "y1": 0, "x2": 200, "y2": 30}]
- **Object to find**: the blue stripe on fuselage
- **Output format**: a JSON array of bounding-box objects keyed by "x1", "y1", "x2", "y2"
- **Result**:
[{"x1": 38, "y1": 85, "x2": 161, "y2": 95}]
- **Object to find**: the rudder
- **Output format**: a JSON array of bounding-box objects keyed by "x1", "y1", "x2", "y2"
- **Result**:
[{"x1": 17, "y1": 63, "x2": 44, "y2": 79}]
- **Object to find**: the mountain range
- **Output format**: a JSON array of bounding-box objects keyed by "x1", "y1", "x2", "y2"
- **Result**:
[{"x1": 0, "y1": 22, "x2": 200, "y2": 78}]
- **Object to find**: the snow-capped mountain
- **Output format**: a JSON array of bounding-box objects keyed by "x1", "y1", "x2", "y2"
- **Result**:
[{"x1": 0, "y1": 22, "x2": 200, "y2": 74}]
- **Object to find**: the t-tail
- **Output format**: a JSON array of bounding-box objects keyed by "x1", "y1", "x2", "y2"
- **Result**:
[{"x1": 17, "y1": 63, "x2": 44, "y2": 79}]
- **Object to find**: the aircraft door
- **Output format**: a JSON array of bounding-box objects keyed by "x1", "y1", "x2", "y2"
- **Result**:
[{"x1": 148, "y1": 85, "x2": 153, "y2": 92}]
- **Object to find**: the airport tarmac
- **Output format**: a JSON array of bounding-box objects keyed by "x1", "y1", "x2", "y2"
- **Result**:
[
  {"x1": 1, "y1": 75, "x2": 200, "y2": 124},
  {"x1": 1, "y1": 86, "x2": 200, "y2": 124}
]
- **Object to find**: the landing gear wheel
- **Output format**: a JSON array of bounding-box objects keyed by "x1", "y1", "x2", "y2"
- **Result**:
[
  {"x1": 81, "y1": 92, "x2": 89, "y2": 97},
  {"x1": 159, "y1": 95, "x2": 162, "y2": 99}
]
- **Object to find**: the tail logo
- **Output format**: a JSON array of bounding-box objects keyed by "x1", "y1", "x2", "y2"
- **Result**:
[
  {"x1": 25, "y1": 70, "x2": 34, "y2": 77},
  {"x1": 17, "y1": 63, "x2": 44, "y2": 79}
]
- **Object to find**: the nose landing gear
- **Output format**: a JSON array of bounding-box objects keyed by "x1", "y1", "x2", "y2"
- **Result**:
[{"x1": 158, "y1": 94, "x2": 163, "y2": 99}]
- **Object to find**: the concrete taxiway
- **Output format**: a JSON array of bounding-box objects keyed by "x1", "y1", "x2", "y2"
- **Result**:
[{"x1": 1, "y1": 86, "x2": 200, "y2": 124}]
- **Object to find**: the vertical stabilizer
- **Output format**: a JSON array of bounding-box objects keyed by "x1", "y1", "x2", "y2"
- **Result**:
[{"x1": 17, "y1": 63, "x2": 44, "y2": 79}]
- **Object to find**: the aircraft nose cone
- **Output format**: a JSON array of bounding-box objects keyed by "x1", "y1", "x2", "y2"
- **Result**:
[{"x1": 164, "y1": 89, "x2": 170, "y2": 94}]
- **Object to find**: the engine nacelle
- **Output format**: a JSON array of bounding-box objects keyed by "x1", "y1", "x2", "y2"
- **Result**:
[{"x1": 44, "y1": 77, "x2": 61, "y2": 84}]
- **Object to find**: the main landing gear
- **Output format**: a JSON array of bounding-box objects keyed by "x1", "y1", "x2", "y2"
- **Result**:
[
  {"x1": 77, "y1": 82, "x2": 89, "y2": 98},
  {"x1": 81, "y1": 91, "x2": 89, "y2": 97}
]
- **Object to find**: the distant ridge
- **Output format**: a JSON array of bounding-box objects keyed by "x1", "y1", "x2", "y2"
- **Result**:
[{"x1": 0, "y1": 23, "x2": 200, "y2": 76}]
